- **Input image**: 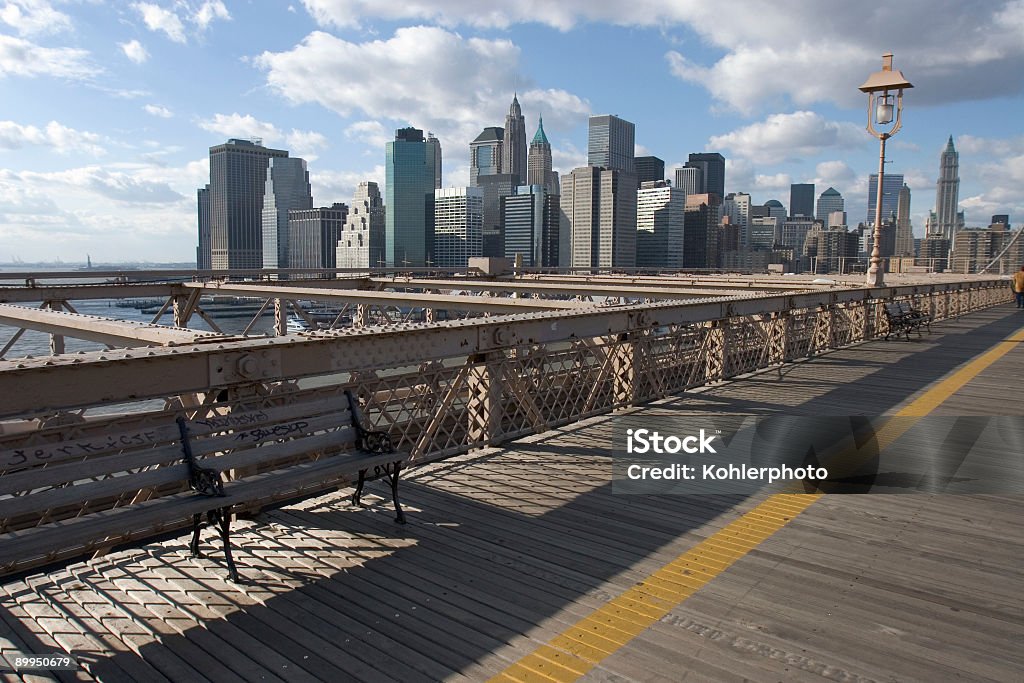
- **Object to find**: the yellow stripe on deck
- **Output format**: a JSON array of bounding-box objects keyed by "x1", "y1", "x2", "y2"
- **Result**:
[{"x1": 490, "y1": 323, "x2": 1024, "y2": 683}]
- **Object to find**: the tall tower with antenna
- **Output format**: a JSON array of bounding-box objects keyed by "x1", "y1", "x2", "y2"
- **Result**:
[{"x1": 502, "y1": 93, "x2": 527, "y2": 184}]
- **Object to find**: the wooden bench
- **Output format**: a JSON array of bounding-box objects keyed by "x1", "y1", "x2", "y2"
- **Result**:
[
  {"x1": 0, "y1": 389, "x2": 406, "y2": 582},
  {"x1": 883, "y1": 300, "x2": 932, "y2": 340}
]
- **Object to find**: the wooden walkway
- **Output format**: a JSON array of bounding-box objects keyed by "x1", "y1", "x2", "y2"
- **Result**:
[{"x1": 2, "y1": 305, "x2": 1022, "y2": 682}]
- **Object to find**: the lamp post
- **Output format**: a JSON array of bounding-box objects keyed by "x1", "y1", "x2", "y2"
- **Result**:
[{"x1": 859, "y1": 53, "x2": 913, "y2": 287}]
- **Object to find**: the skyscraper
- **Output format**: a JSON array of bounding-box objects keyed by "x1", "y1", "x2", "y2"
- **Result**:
[
  {"x1": 197, "y1": 185, "x2": 210, "y2": 270},
  {"x1": 790, "y1": 183, "x2": 815, "y2": 218},
  {"x1": 427, "y1": 132, "x2": 442, "y2": 189},
  {"x1": 674, "y1": 167, "x2": 703, "y2": 197},
  {"x1": 934, "y1": 136, "x2": 961, "y2": 241},
  {"x1": 764, "y1": 199, "x2": 787, "y2": 222},
  {"x1": 894, "y1": 183, "x2": 914, "y2": 257},
  {"x1": 477, "y1": 173, "x2": 518, "y2": 257},
  {"x1": 561, "y1": 166, "x2": 636, "y2": 268},
  {"x1": 815, "y1": 187, "x2": 844, "y2": 223},
  {"x1": 386, "y1": 127, "x2": 439, "y2": 267},
  {"x1": 588, "y1": 115, "x2": 635, "y2": 173},
  {"x1": 684, "y1": 153, "x2": 725, "y2": 198},
  {"x1": 503, "y1": 184, "x2": 560, "y2": 268},
  {"x1": 722, "y1": 192, "x2": 752, "y2": 248},
  {"x1": 635, "y1": 156, "x2": 665, "y2": 188},
  {"x1": 207, "y1": 138, "x2": 288, "y2": 269},
  {"x1": 336, "y1": 181, "x2": 385, "y2": 270},
  {"x1": 470, "y1": 126, "x2": 503, "y2": 186},
  {"x1": 502, "y1": 95, "x2": 527, "y2": 184},
  {"x1": 636, "y1": 180, "x2": 685, "y2": 269},
  {"x1": 683, "y1": 193, "x2": 721, "y2": 270},
  {"x1": 433, "y1": 187, "x2": 483, "y2": 268},
  {"x1": 867, "y1": 173, "x2": 904, "y2": 227},
  {"x1": 527, "y1": 116, "x2": 560, "y2": 195},
  {"x1": 261, "y1": 157, "x2": 313, "y2": 271},
  {"x1": 288, "y1": 203, "x2": 346, "y2": 276}
]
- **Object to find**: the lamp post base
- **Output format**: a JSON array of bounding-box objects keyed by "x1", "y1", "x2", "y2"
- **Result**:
[{"x1": 865, "y1": 266, "x2": 885, "y2": 288}]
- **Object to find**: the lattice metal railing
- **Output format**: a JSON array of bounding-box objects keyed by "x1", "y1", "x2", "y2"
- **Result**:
[{"x1": 0, "y1": 281, "x2": 1013, "y2": 475}]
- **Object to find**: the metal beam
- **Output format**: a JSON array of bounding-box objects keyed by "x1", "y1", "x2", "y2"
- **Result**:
[
  {"x1": 0, "y1": 304, "x2": 224, "y2": 348},
  {"x1": 0, "y1": 283, "x2": 176, "y2": 303},
  {"x1": 510, "y1": 274, "x2": 828, "y2": 290},
  {"x1": 0, "y1": 279, "x2": 1004, "y2": 419},
  {"x1": 372, "y1": 277, "x2": 779, "y2": 300},
  {"x1": 185, "y1": 282, "x2": 592, "y2": 312}
]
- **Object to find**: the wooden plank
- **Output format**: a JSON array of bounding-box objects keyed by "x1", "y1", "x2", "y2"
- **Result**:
[{"x1": 0, "y1": 464, "x2": 191, "y2": 522}]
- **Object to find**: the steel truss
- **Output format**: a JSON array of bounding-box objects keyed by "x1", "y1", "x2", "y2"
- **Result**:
[{"x1": 0, "y1": 280, "x2": 1009, "y2": 460}]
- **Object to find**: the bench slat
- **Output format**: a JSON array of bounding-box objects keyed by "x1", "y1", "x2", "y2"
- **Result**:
[
  {"x1": 0, "y1": 450, "x2": 405, "y2": 572},
  {"x1": 0, "y1": 463, "x2": 191, "y2": 523},
  {"x1": 0, "y1": 409, "x2": 351, "y2": 496},
  {"x1": 0, "y1": 395, "x2": 348, "y2": 472}
]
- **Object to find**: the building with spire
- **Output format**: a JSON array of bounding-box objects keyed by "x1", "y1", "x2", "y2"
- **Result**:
[
  {"x1": 527, "y1": 116, "x2": 559, "y2": 195},
  {"x1": 933, "y1": 136, "x2": 963, "y2": 242},
  {"x1": 502, "y1": 94, "x2": 527, "y2": 184}
]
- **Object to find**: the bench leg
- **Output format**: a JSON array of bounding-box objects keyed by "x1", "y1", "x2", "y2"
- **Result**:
[
  {"x1": 389, "y1": 462, "x2": 406, "y2": 524},
  {"x1": 352, "y1": 468, "x2": 367, "y2": 507},
  {"x1": 190, "y1": 513, "x2": 202, "y2": 557},
  {"x1": 217, "y1": 510, "x2": 240, "y2": 583}
]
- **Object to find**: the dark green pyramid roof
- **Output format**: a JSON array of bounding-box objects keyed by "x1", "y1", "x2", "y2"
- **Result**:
[{"x1": 531, "y1": 115, "x2": 549, "y2": 145}]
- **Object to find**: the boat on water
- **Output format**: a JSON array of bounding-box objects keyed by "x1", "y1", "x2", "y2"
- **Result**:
[{"x1": 286, "y1": 314, "x2": 311, "y2": 333}]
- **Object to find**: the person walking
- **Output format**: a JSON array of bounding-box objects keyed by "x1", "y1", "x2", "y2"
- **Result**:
[{"x1": 1014, "y1": 266, "x2": 1024, "y2": 309}]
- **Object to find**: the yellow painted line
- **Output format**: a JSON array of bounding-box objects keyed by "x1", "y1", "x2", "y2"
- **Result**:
[
  {"x1": 895, "y1": 324, "x2": 1024, "y2": 417},
  {"x1": 490, "y1": 321, "x2": 1024, "y2": 683}
]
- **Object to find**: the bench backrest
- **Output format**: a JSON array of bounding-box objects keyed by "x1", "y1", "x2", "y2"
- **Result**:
[{"x1": 0, "y1": 390, "x2": 359, "y2": 535}]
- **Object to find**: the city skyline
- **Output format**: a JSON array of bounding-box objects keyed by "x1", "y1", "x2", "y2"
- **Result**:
[{"x1": 0, "y1": 1, "x2": 1022, "y2": 261}]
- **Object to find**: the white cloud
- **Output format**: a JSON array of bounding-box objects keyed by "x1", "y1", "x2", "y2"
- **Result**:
[
  {"x1": 132, "y1": 1, "x2": 231, "y2": 43},
  {"x1": 550, "y1": 142, "x2": 586, "y2": 175},
  {"x1": 958, "y1": 134, "x2": 1024, "y2": 225},
  {"x1": 344, "y1": 120, "x2": 390, "y2": 149},
  {"x1": 753, "y1": 173, "x2": 792, "y2": 193},
  {"x1": 311, "y1": 166, "x2": 385, "y2": 206},
  {"x1": 708, "y1": 111, "x2": 867, "y2": 164},
  {"x1": 814, "y1": 160, "x2": 857, "y2": 186},
  {"x1": 295, "y1": 1, "x2": 1024, "y2": 113},
  {"x1": 199, "y1": 112, "x2": 279, "y2": 141},
  {"x1": 0, "y1": 0, "x2": 72, "y2": 36},
  {"x1": 193, "y1": 0, "x2": 230, "y2": 30},
  {"x1": 285, "y1": 129, "x2": 327, "y2": 161},
  {"x1": 0, "y1": 120, "x2": 104, "y2": 155},
  {"x1": 132, "y1": 2, "x2": 186, "y2": 43},
  {"x1": 0, "y1": 157, "x2": 213, "y2": 261},
  {"x1": 254, "y1": 27, "x2": 589, "y2": 178},
  {"x1": 120, "y1": 39, "x2": 149, "y2": 64},
  {"x1": 19, "y1": 166, "x2": 185, "y2": 204},
  {"x1": 143, "y1": 104, "x2": 173, "y2": 118},
  {"x1": 198, "y1": 113, "x2": 328, "y2": 161},
  {"x1": 0, "y1": 34, "x2": 97, "y2": 79}
]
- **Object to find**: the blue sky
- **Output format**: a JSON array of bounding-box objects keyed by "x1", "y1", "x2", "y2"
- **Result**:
[{"x1": 1, "y1": 0, "x2": 1022, "y2": 262}]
